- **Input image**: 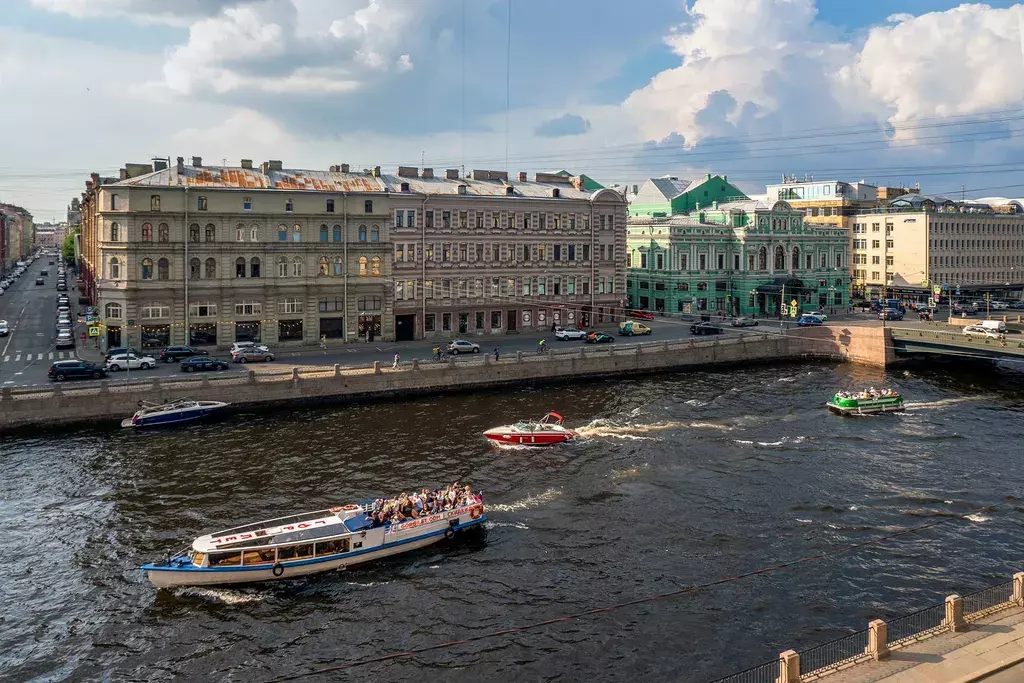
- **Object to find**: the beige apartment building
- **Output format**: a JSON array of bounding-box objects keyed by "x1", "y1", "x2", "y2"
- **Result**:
[
  {"x1": 851, "y1": 194, "x2": 1024, "y2": 300},
  {"x1": 78, "y1": 158, "x2": 625, "y2": 350}
]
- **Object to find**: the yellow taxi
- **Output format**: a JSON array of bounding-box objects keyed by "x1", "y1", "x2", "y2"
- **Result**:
[{"x1": 618, "y1": 321, "x2": 653, "y2": 336}]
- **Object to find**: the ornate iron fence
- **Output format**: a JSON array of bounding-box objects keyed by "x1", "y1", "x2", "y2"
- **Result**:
[
  {"x1": 707, "y1": 659, "x2": 779, "y2": 683},
  {"x1": 885, "y1": 603, "x2": 947, "y2": 646},
  {"x1": 963, "y1": 581, "x2": 1014, "y2": 620},
  {"x1": 799, "y1": 628, "x2": 870, "y2": 676}
]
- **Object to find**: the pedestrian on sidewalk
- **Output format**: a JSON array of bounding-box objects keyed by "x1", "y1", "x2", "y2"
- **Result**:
[
  {"x1": 392, "y1": 352, "x2": 400, "y2": 369},
  {"x1": 320, "y1": 334, "x2": 327, "y2": 352},
  {"x1": 80, "y1": 331, "x2": 86, "y2": 345},
  {"x1": 493, "y1": 346, "x2": 500, "y2": 362}
]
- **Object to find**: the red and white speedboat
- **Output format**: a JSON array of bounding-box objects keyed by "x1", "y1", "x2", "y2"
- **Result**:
[{"x1": 483, "y1": 412, "x2": 579, "y2": 446}]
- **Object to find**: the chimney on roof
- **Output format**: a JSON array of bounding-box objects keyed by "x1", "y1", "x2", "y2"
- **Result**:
[
  {"x1": 373, "y1": 166, "x2": 381, "y2": 177},
  {"x1": 176, "y1": 157, "x2": 184, "y2": 174},
  {"x1": 241, "y1": 159, "x2": 253, "y2": 170},
  {"x1": 90, "y1": 172, "x2": 100, "y2": 186},
  {"x1": 571, "y1": 176, "x2": 583, "y2": 191},
  {"x1": 192, "y1": 156, "x2": 202, "y2": 167},
  {"x1": 85, "y1": 180, "x2": 94, "y2": 191},
  {"x1": 518, "y1": 172, "x2": 527, "y2": 182},
  {"x1": 153, "y1": 159, "x2": 168, "y2": 172},
  {"x1": 341, "y1": 163, "x2": 350, "y2": 173},
  {"x1": 119, "y1": 168, "x2": 128, "y2": 181},
  {"x1": 446, "y1": 168, "x2": 460, "y2": 180},
  {"x1": 329, "y1": 165, "x2": 339, "y2": 172},
  {"x1": 534, "y1": 172, "x2": 565, "y2": 184},
  {"x1": 421, "y1": 168, "x2": 434, "y2": 179},
  {"x1": 397, "y1": 166, "x2": 419, "y2": 178}
]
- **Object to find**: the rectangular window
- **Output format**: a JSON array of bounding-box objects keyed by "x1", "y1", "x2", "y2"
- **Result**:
[
  {"x1": 326, "y1": 199, "x2": 335, "y2": 213},
  {"x1": 320, "y1": 226, "x2": 328, "y2": 242},
  {"x1": 197, "y1": 196, "x2": 207, "y2": 211},
  {"x1": 189, "y1": 302, "x2": 217, "y2": 318},
  {"x1": 333, "y1": 226, "x2": 342, "y2": 242},
  {"x1": 538, "y1": 279, "x2": 547, "y2": 295},
  {"x1": 582, "y1": 244, "x2": 590, "y2": 261},
  {"x1": 425, "y1": 313, "x2": 436, "y2": 332},
  {"x1": 872, "y1": 240, "x2": 880, "y2": 248},
  {"x1": 278, "y1": 298, "x2": 304, "y2": 314},
  {"x1": 407, "y1": 244, "x2": 416, "y2": 262},
  {"x1": 442, "y1": 313, "x2": 452, "y2": 331},
  {"x1": 734, "y1": 254, "x2": 740, "y2": 270},
  {"x1": 540, "y1": 214, "x2": 548, "y2": 230},
  {"x1": 568, "y1": 279, "x2": 576, "y2": 295},
  {"x1": 243, "y1": 196, "x2": 252, "y2": 211},
  {"x1": 364, "y1": 200, "x2": 373, "y2": 213},
  {"x1": 278, "y1": 228, "x2": 287, "y2": 242},
  {"x1": 111, "y1": 194, "x2": 119, "y2": 210},
  {"x1": 426, "y1": 210, "x2": 434, "y2": 228},
  {"x1": 234, "y1": 301, "x2": 262, "y2": 316},
  {"x1": 395, "y1": 210, "x2": 404, "y2": 228},
  {"x1": 717, "y1": 254, "x2": 724, "y2": 270},
  {"x1": 699, "y1": 254, "x2": 707, "y2": 270},
  {"x1": 459, "y1": 211, "x2": 468, "y2": 229},
  {"x1": 395, "y1": 245, "x2": 404, "y2": 262},
  {"x1": 523, "y1": 279, "x2": 532, "y2": 295},
  {"x1": 424, "y1": 280, "x2": 434, "y2": 299},
  {"x1": 491, "y1": 311, "x2": 502, "y2": 329},
  {"x1": 491, "y1": 278, "x2": 500, "y2": 296},
  {"x1": 442, "y1": 211, "x2": 451, "y2": 228},
  {"x1": 150, "y1": 195, "x2": 160, "y2": 211}
]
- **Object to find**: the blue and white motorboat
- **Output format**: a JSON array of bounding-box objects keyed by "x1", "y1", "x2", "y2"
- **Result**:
[
  {"x1": 142, "y1": 488, "x2": 486, "y2": 588},
  {"x1": 121, "y1": 399, "x2": 229, "y2": 428}
]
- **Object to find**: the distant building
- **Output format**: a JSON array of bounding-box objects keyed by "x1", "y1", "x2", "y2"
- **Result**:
[
  {"x1": 764, "y1": 176, "x2": 879, "y2": 231},
  {"x1": 628, "y1": 174, "x2": 746, "y2": 217},
  {"x1": 0, "y1": 203, "x2": 33, "y2": 275},
  {"x1": 67, "y1": 198, "x2": 82, "y2": 226},
  {"x1": 34, "y1": 222, "x2": 67, "y2": 248}
]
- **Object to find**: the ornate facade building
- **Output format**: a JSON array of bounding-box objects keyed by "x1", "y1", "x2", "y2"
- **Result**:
[{"x1": 77, "y1": 158, "x2": 626, "y2": 350}]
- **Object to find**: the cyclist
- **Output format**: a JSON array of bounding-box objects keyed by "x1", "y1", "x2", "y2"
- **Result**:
[
  {"x1": 537, "y1": 338, "x2": 547, "y2": 353},
  {"x1": 319, "y1": 334, "x2": 327, "y2": 351},
  {"x1": 433, "y1": 346, "x2": 441, "y2": 361}
]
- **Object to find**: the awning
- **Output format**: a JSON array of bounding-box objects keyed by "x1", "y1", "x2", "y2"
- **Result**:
[{"x1": 754, "y1": 277, "x2": 805, "y2": 294}]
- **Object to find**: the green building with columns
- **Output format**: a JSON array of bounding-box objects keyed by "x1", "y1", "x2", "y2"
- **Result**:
[{"x1": 626, "y1": 188, "x2": 850, "y2": 317}]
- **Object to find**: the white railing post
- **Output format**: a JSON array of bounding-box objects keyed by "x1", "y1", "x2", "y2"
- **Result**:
[{"x1": 868, "y1": 619, "x2": 889, "y2": 661}]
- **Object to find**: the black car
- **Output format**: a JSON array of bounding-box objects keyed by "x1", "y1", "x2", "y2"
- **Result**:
[
  {"x1": 160, "y1": 345, "x2": 210, "y2": 362},
  {"x1": 56, "y1": 282, "x2": 67, "y2": 291},
  {"x1": 105, "y1": 346, "x2": 139, "y2": 361},
  {"x1": 690, "y1": 322, "x2": 724, "y2": 335},
  {"x1": 35, "y1": 278, "x2": 44, "y2": 285},
  {"x1": 180, "y1": 357, "x2": 229, "y2": 372},
  {"x1": 48, "y1": 360, "x2": 107, "y2": 381},
  {"x1": 583, "y1": 331, "x2": 614, "y2": 344}
]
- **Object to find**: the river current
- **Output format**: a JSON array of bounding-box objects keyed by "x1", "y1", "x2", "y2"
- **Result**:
[{"x1": 3, "y1": 360, "x2": 1024, "y2": 682}]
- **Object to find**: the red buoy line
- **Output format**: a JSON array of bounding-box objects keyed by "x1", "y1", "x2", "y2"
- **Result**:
[{"x1": 259, "y1": 501, "x2": 1011, "y2": 682}]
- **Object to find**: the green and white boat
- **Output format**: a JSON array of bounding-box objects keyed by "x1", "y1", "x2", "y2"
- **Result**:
[{"x1": 827, "y1": 389, "x2": 904, "y2": 416}]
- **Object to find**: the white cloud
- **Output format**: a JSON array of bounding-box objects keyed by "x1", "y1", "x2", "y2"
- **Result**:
[{"x1": 29, "y1": 0, "x2": 237, "y2": 25}]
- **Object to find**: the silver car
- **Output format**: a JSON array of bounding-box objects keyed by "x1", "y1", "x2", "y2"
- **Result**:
[
  {"x1": 730, "y1": 317, "x2": 759, "y2": 327},
  {"x1": 447, "y1": 339, "x2": 481, "y2": 355}
]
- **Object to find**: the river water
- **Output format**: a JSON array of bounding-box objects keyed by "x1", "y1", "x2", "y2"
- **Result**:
[{"x1": 3, "y1": 360, "x2": 1024, "y2": 683}]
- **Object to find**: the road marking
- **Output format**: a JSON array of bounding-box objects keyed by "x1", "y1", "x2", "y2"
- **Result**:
[
  {"x1": 2, "y1": 356, "x2": 7, "y2": 362},
  {"x1": 48, "y1": 352, "x2": 53, "y2": 360},
  {"x1": 14, "y1": 354, "x2": 20, "y2": 362}
]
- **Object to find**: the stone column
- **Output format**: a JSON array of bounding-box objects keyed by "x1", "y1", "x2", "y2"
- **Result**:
[
  {"x1": 945, "y1": 594, "x2": 967, "y2": 632},
  {"x1": 1014, "y1": 572, "x2": 1024, "y2": 607},
  {"x1": 777, "y1": 650, "x2": 799, "y2": 683},
  {"x1": 868, "y1": 619, "x2": 889, "y2": 661}
]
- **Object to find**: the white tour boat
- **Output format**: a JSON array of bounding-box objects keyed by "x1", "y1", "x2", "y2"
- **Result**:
[{"x1": 141, "y1": 488, "x2": 486, "y2": 588}]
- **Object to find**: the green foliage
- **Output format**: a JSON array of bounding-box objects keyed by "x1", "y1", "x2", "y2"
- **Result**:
[{"x1": 61, "y1": 229, "x2": 78, "y2": 263}]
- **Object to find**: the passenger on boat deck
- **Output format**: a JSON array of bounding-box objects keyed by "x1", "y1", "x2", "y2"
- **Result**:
[{"x1": 365, "y1": 483, "x2": 482, "y2": 528}]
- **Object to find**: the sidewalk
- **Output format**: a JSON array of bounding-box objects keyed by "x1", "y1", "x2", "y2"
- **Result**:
[{"x1": 825, "y1": 607, "x2": 1024, "y2": 683}]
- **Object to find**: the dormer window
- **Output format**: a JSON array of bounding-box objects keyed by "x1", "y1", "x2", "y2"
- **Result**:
[
  {"x1": 505, "y1": 186, "x2": 514, "y2": 196},
  {"x1": 552, "y1": 188, "x2": 560, "y2": 198},
  {"x1": 400, "y1": 182, "x2": 410, "y2": 192},
  {"x1": 457, "y1": 184, "x2": 467, "y2": 195}
]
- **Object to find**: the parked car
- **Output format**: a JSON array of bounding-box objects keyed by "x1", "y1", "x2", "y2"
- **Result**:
[
  {"x1": 48, "y1": 360, "x2": 106, "y2": 381},
  {"x1": 690, "y1": 322, "x2": 724, "y2": 335},
  {"x1": 618, "y1": 321, "x2": 652, "y2": 336},
  {"x1": 55, "y1": 330, "x2": 75, "y2": 348},
  {"x1": 159, "y1": 345, "x2": 209, "y2": 362},
  {"x1": 584, "y1": 331, "x2": 614, "y2": 344},
  {"x1": 730, "y1": 317, "x2": 759, "y2": 327},
  {"x1": 447, "y1": 339, "x2": 481, "y2": 354},
  {"x1": 106, "y1": 354, "x2": 157, "y2": 371},
  {"x1": 180, "y1": 357, "x2": 229, "y2": 372},
  {"x1": 628, "y1": 310, "x2": 655, "y2": 321},
  {"x1": 233, "y1": 347, "x2": 276, "y2": 363},
  {"x1": 797, "y1": 315, "x2": 824, "y2": 327},
  {"x1": 105, "y1": 346, "x2": 139, "y2": 361},
  {"x1": 56, "y1": 306, "x2": 71, "y2": 318},
  {"x1": 229, "y1": 341, "x2": 269, "y2": 355},
  {"x1": 0, "y1": 320, "x2": 8, "y2": 336},
  {"x1": 878, "y1": 308, "x2": 904, "y2": 321},
  {"x1": 554, "y1": 326, "x2": 587, "y2": 341},
  {"x1": 803, "y1": 313, "x2": 827, "y2": 324},
  {"x1": 56, "y1": 282, "x2": 67, "y2": 291},
  {"x1": 1009, "y1": 301, "x2": 1024, "y2": 310},
  {"x1": 57, "y1": 313, "x2": 72, "y2": 325},
  {"x1": 807, "y1": 311, "x2": 828, "y2": 321}
]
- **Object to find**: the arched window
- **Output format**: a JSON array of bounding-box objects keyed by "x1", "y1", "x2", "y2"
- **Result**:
[
  {"x1": 204, "y1": 257, "x2": 216, "y2": 279},
  {"x1": 370, "y1": 226, "x2": 379, "y2": 242},
  {"x1": 110, "y1": 222, "x2": 119, "y2": 241},
  {"x1": 236, "y1": 224, "x2": 244, "y2": 242},
  {"x1": 105, "y1": 302, "x2": 123, "y2": 319},
  {"x1": 677, "y1": 282, "x2": 689, "y2": 292},
  {"x1": 205, "y1": 224, "x2": 216, "y2": 242},
  {"x1": 250, "y1": 257, "x2": 261, "y2": 278},
  {"x1": 332, "y1": 225, "x2": 342, "y2": 242},
  {"x1": 358, "y1": 225, "x2": 367, "y2": 242},
  {"x1": 835, "y1": 278, "x2": 843, "y2": 287},
  {"x1": 189, "y1": 258, "x2": 200, "y2": 280},
  {"x1": 370, "y1": 256, "x2": 381, "y2": 276},
  {"x1": 158, "y1": 223, "x2": 169, "y2": 242},
  {"x1": 235, "y1": 257, "x2": 246, "y2": 278},
  {"x1": 158, "y1": 258, "x2": 170, "y2": 280},
  {"x1": 791, "y1": 246, "x2": 800, "y2": 271},
  {"x1": 774, "y1": 245, "x2": 785, "y2": 270},
  {"x1": 189, "y1": 223, "x2": 200, "y2": 242},
  {"x1": 696, "y1": 281, "x2": 708, "y2": 291},
  {"x1": 142, "y1": 223, "x2": 153, "y2": 241},
  {"x1": 250, "y1": 225, "x2": 259, "y2": 242},
  {"x1": 292, "y1": 224, "x2": 301, "y2": 242},
  {"x1": 319, "y1": 224, "x2": 329, "y2": 242},
  {"x1": 108, "y1": 257, "x2": 121, "y2": 280},
  {"x1": 318, "y1": 256, "x2": 329, "y2": 276},
  {"x1": 758, "y1": 246, "x2": 767, "y2": 270},
  {"x1": 278, "y1": 224, "x2": 288, "y2": 241},
  {"x1": 359, "y1": 256, "x2": 368, "y2": 276},
  {"x1": 292, "y1": 256, "x2": 303, "y2": 277},
  {"x1": 140, "y1": 258, "x2": 153, "y2": 280},
  {"x1": 277, "y1": 256, "x2": 288, "y2": 277},
  {"x1": 333, "y1": 256, "x2": 343, "y2": 276}
]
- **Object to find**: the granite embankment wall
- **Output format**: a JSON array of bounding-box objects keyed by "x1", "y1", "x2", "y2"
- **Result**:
[{"x1": 0, "y1": 326, "x2": 893, "y2": 431}]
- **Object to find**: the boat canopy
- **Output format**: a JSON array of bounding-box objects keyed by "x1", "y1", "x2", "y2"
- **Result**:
[{"x1": 541, "y1": 412, "x2": 564, "y2": 424}]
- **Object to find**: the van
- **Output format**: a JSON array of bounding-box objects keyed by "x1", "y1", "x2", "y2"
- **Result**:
[
  {"x1": 618, "y1": 321, "x2": 652, "y2": 336},
  {"x1": 978, "y1": 320, "x2": 1006, "y2": 333}
]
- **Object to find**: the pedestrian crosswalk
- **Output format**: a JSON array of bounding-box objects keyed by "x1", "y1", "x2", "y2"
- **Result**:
[{"x1": 1, "y1": 351, "x2": 79, "y2": 363}]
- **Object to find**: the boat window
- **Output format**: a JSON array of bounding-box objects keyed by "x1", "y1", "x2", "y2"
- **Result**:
[
  {"x1": 241, "y1": 549, "x2": 276, "y2": 565},
  {"x1": 292, "y1": 544, "x2": 314, "y2": 559},
  {"x1": 208, "y1": 552, "x2": 242, "y2": 567},
  {"x1": 315, "y1": 539, "x2": 349, "y2": 556},
  {"x1": 277, "y1": 543, "x2": 314, "y2": 561},
  {"x1": 189, "y1": 551, "x2": 206, "y2": 567}
]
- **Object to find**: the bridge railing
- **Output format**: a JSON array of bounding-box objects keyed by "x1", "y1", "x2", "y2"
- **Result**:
[{"x1": 890, "y1": 327, "x2": 1024, "y2": 351}]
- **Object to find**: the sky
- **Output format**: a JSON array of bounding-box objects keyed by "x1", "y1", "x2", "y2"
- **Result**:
[{"x1": 3, "y1": 0, "x2": 1024, "y2": 221}]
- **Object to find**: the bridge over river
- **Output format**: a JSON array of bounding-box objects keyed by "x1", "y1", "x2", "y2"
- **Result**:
[{"x1": 890, "y1": 327, "x2": 1024, "y2": 362}]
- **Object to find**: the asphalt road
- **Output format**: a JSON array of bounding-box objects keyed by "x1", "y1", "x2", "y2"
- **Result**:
[{"x1": 0, "y1": 256, "x2": 69, "y2": 388}]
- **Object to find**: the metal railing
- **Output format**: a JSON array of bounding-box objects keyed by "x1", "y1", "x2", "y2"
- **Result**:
[
  {"x1": 963, "y1": 581, "x2": 1014, "y2": 620},
  {"x1": 890, "y1": 328, "x2": 1024, "y2": 351},
  {"x1": 798, "y1": 628, "x2": 870, "y2": 675},
  {"x1": 707, "y1": 659, "x2": 779, "y2": 683},
  {"x1": 883, "y1": 603, "x2": 947, "y2": 647}
]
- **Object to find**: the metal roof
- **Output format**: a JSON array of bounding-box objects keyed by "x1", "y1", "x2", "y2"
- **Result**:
[
  {"x1": 114, "y1": 165, "x2": 387, "y2": 193},
  {"x1": 377, "y1": 174, "x2": 596, "y2": 200}
]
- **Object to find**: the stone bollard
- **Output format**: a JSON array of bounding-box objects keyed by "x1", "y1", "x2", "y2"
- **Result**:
[
  {"x1": 411, "y1": 359, "x2": 419, "y2": 370},
  {"x1": 663, "y1": 340, "x2": 669, "y2": 352},
  {"x1": 1, "y1": 387, "x2": 12, "y2": 401},
  {"x1": 777, "y1": 650, "x2": 800, "y2": 683},
  {"x1": 516, "y1": 351, "x2": 523, "y2": 363},
  {"x1": 1014, "y1": 572, "x2": 1024, "y2": 607},
  {"x1": 944, "y1": 594, "x2": 967, "y2": 632},
  {"x1": 249, "y1": 370, "x2": 256, "y2": 382},
  {"x1": 151, "y1": 378, "x2": 161, "y2": 390},
  {"x1": 484, "y1": 353, "x2": 491, "y2": 365},
  {"x1": 868, "y1": 619, "x2": 889, "y2": 661},
  {"x1": 334, "y1": 363, "x2": 341, "y2": 377},
  {"x1": 373, "y1": 361, "x2": 381, "y2": 375},
  {"x1": 291, "y1": 367, "x2": 300, "y2": 381}
]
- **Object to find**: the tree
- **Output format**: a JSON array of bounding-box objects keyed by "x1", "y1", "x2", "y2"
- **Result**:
[{"x1": 61, "y1": 229, "x2": 78, "y2": 264}]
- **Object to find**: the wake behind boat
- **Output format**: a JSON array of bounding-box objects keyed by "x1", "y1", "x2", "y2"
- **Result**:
[
  {"x1": 827, "y1": 388, "x2": 904, "y2": 416},
  {"x1": 483, "y1": 412, "x2": 579, "y2": 446},
  {"x1": 121, "y1": 399, "x2": 229, "y2": 428},
  {"x1": 141, "y1": 484, "x2": 486, "y2": 588}
]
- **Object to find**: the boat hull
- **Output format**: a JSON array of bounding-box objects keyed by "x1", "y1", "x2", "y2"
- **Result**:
[
  {"x1": 122, "y1": 403, "x2": 227, "y2": 428},
  {"x1": 143, "y1": 516, "x2": 486, "y2": 588},
  {"x1": 826, "y1": 400, "x2": 904, "y2": 416},
  {"x1": 484, "y1": 431, "x2": 577, "y2": 446}
]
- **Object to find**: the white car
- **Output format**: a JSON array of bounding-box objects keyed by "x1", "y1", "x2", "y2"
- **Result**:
[
  {"x1": 229, "y1": 341, "x2": 269, "y2": 355},
  {"x1": 554, "y1": 327, "x2": 587, "y2": 340},
  {"x1": 55, "y1": 330, "x2": 75, "y2": 349},
  {"x1": 807, "y1": 311, "x2": 828, "y2": 321},
  {"x1": 105, "y1": 353, "x2": 156, "y2": 371},
  {"x1": 447, "y1": 339, "x2": 481, "y2": 354},
  {"x1": 0, "y1": 320, "x2": 9, "y2": 336}
]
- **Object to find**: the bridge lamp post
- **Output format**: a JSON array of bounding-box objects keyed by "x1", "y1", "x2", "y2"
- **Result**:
[
  {"x1": 828, "y1": 286, "x2": 836, "y2": 315},
  {"x1": 749, "y1": 288, "x2": 758, "y2": 317}
]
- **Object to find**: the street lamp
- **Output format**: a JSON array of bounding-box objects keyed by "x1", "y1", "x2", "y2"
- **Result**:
[
  {"x1": 749, "y1": 288, "x2": 758, "y2": 317},
  {"x1": 828, "y1": 286, "x2": 836, "y2": 315}
]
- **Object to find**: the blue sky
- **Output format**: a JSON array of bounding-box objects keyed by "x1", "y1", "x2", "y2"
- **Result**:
[{"x1": 3, "y1": 0, "x2": 1024, "y2": 219}]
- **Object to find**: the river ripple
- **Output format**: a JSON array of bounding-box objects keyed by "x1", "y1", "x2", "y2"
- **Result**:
[{"x1": 2, "y1": 360, "x2": 1024, "y2": 682}]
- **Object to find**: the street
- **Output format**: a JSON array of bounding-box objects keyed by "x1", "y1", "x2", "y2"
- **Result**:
[{"x1": 0, "y1": 257, "x2": 66, "y2": 387}]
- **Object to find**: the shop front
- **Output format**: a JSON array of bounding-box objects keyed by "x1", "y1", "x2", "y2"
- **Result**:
[
  {"x1": 189, "y1": 323, "x2": 217, "y2": 346},
  {"x1": 278, "y1": 319, "x2": 303, "y2": 342},
  {"x1": 358, "y1": 315, "x2": 381, "y2": 341},
  {"x1": 140, "y1": 324, "x2": 169, "y2": 350},
  {"x1": 235, "y1": 321, "x2": 261, "y2": 343}
]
